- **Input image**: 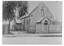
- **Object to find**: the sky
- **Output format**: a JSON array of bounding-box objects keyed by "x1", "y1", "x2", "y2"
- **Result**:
[{"x1": 28, "y1": 1, "x2": 62, "y2": 22}]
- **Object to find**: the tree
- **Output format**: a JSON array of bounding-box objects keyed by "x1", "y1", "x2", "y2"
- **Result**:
[
  {"x1": 3, "y1": 1, "x2": 28, "y2": 34},
  {"x1": 14, "y1": 1, "x2": 28, "y2": 19},
  {"x1": 3, "y1": 1, "x2": 16, "y2": 34},
  {"x1": 14, "y1": 1, "x2": 28, "y2": 31}
]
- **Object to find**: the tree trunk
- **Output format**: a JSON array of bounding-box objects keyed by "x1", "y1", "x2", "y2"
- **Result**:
[{"x1": 8, "y1": 19, "x2": 11, "y2": 34}]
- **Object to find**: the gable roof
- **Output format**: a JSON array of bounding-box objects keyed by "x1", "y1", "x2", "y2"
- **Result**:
[
  {"x1": 28, "y1": 2, "x2": 54, "y2": 18},
  {"x1": 36, "y1": 16, "x2": 51, "y2": 24}
]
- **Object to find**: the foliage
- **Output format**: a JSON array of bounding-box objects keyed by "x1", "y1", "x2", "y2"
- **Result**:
[
  {"x1": 3, "y1": 1, "x2": 16, "y2": 20},
  {"x1": 3, "y1": 1, "x2": 28, "y2": 21}
]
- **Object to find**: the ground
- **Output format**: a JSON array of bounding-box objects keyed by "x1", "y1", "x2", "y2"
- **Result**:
[
  {"x1": 3, "y1": 37, "x2": 62, "y2": 44},
  {"x1": 2, "y1": 31, "x2": 62, "y2": 44}
]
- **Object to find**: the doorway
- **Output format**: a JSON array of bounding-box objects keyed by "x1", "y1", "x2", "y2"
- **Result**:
[{"x1": 44, "y1": 20, "x2": 49, "y2": 33}]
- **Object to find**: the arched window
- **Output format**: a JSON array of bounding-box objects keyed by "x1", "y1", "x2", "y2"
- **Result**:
[
  {"x1": 41, "y1": 7, "x2": 44, "y2": 17},
  {"x1": 44, "y1": 20, "x2": 48, "y2": 25}
]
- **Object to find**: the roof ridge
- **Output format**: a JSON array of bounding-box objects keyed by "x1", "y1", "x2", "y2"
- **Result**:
[{"x1": 28, "y1": 2, "x2": 43, "y2": 16}]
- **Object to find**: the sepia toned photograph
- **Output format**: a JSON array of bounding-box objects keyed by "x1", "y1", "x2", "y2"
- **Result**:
[{"x1": 2, "y1": 1, "x2": 62, "y2": 44}]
